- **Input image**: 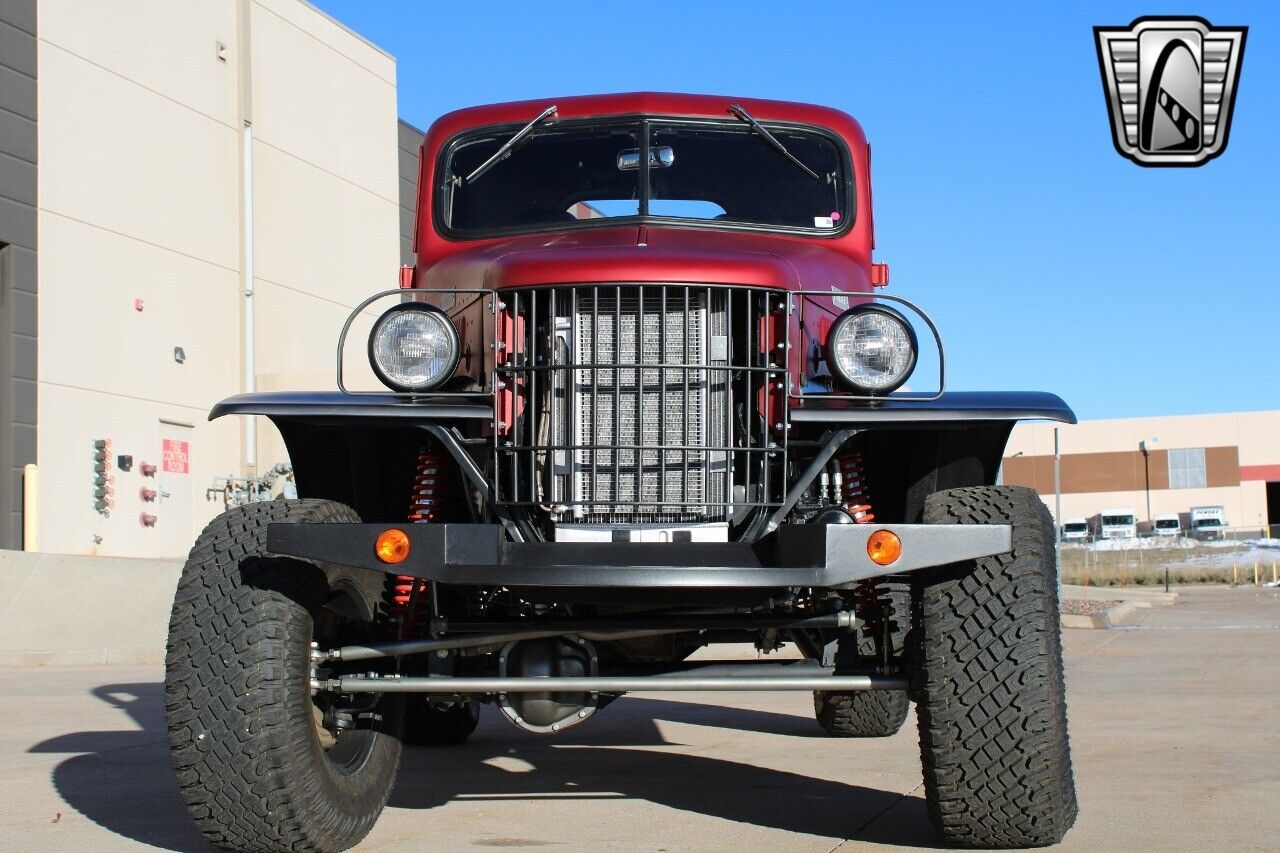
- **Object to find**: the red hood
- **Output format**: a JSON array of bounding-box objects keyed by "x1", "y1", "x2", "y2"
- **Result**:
[{"x1": 420, "y1": 226, "x2": 869, "y2": 292}]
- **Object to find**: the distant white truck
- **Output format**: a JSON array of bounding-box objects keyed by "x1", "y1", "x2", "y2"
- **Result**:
[
  {"x1": 1061, "y1": 517, "x2": 1090, "y2": 542},
  {"x1": 1092, "y1": 508, "x2": 1137, "y2": 540},
  {"x1": 1189, "y1": 505, "x2": 1227, "y2": 541},
  {"x1": 1152, "y1": 513, "x2": 1182, "y2": 538}
]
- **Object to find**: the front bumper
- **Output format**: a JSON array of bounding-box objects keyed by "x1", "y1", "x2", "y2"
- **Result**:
[{"x1": 266, "y1": 522, "x2": 1011, "y2": 588}]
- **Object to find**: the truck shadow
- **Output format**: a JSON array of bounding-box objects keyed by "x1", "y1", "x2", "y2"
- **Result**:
[
  {"x1": 27, "y1": 682, "x2": 212, "y2": 852},
  {"x1": 29, "y1": 683, "x2": 937, "y2": 850}
]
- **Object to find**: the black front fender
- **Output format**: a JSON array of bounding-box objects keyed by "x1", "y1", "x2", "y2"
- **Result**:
[{"x1": 209, "y1": 391, "x2": 491, "y2": 424}]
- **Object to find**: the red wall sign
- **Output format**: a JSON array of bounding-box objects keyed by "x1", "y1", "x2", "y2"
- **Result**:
[{"x1": 162, "y1": 439, "x2": 190, "y2": 474}]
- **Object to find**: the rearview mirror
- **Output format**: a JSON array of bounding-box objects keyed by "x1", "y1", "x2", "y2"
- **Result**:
[{"x1": 617, "y1": 146, "x2": 675, "y2": 170}]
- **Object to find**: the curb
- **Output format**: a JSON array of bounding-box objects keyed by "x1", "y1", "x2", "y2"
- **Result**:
[{"x1": 1061, "y1": 590, "x2": 1177, "y2": 630}]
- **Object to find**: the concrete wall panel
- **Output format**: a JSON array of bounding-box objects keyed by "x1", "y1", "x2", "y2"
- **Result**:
[
  {"x1": 37, "y1": 0, "x2": 238, "y2": 128},
  {"x1": 37, "y1": 212, "x2": 239, "y2": 408},
  {"x1": 26, "y1": 0, "x2": 401, "y2": 556},
  {"x1": 37, "y1": 44, "x2": 239, "y2": 270},
  {"x1": 0, "y1": 550, "x2": 180, "y2": 665},
  {"x1": 252, "y1": 141, "x2": 398, "y2": 305},
  {"x1": 253, "y1": 0, "x2": 394, "y2": 84},
  {"x1": 36, "y1": 383, "x2": 237, "y2": 557},
  {"x1": 249, "y1": 1, "x2": 397, "y2": 200}
]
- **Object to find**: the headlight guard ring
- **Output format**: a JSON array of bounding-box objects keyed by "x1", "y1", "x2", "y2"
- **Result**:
[{"x1": 789, "y1": 290, "x2": 946, "y2": 404}]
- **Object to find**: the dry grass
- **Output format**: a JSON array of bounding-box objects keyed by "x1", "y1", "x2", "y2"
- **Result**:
[{"x1": 1059, "y1": 544, "x2": 1280, "y2": 587}]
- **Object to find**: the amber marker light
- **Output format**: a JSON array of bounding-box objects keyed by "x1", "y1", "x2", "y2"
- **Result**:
[
  {"x1": 867, "y1": 530, "x2": 902, "y2": 566},
  {"x1": 375, "y1": 528, "x2": 411, "y2": 564}
]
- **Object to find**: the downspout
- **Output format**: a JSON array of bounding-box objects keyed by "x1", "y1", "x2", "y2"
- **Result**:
[{"x1": 238, "y1": 0, "x2": 256, "y2": 473}]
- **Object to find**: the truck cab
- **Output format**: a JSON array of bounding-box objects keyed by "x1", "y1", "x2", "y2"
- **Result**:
[
  {"x1": 1095, "y1": 508, "x2": 1138, "y2": 540},
  {"x1": 1062, "y1": 517, "x2": 1090, "y2": 542},
  {"x1": 1190, "y1": 505, "x2": 1227, "y2": 541},
  {"x1": 1153, "y1": 513, "x2": 1183, "y2": 538}
]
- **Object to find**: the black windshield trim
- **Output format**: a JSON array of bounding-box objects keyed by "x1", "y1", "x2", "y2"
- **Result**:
[{"x1": 432, "y1": 113, "x2": 856, "y2": 242}]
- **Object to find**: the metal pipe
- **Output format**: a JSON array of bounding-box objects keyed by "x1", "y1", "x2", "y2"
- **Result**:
[
  {"x1": 756, "y1": 427, "x2": 859, "y2": 538},
  {"x1": 422, "y1": 423, "x2": 526, "y2": 541},
  {"x1": 22, "y1": 463, "x2": 37, "y2": 552},
  {"x1": 440, "y1": 612, "x2": 857, "y2": 634},
  {"x1": 604, "y1": 659, "x2": 831, "y2": 678},
  {"x1": 237, "y1": 0, "x2": 256, "y2": 473},
  {"x1": 326, "y1": 674, "x2": 908, "y2": 694},
  {"x1": 329, "y1": 630, "x2": 564, "y2": 662},
  {"x1": 1054, "y1": 427, "x2": 1061, "y2": 588},
  {"x1": 328, "y1": 627, "x2": 690, "y2": 663}
]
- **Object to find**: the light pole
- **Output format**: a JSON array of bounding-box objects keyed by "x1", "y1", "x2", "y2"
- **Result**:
[
  {"x1": 1138, "y1": 439, "x2": 1152, "y2": 525},
  {"x1": 1054, "y1": 429, "x2": 1062, "y2": 584},
  {"x1": 1140, "y1": 437, "x2": 1167, "y2": 592}
]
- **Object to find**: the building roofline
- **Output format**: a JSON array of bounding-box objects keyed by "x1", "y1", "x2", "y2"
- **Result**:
[{"x1": 295, "y1": 0, "x2": 395, "y2": 61}]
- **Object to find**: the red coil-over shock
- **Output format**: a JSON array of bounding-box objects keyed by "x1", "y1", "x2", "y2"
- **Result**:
[
  {"x1": 837, "y1": 452, "x2": 875, "y2": 524},
  {"x1": 837, "y1": 452, "x2": 898, "y2": 647},
  {"x1": 388, "y1": 452, "x2": 446, "y2": 636}
]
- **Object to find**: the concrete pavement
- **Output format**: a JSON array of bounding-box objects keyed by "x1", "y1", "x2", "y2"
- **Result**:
[{"x1": 2, "y1": 586, "x2": 1277, "y2": 851}]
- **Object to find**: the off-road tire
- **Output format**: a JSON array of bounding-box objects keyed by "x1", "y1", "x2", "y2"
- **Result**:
[
  {"x1": 915, "y1": 486, "x2": 1076, "y2": 848},
  {"x1": 814, "y1": 584, "x2": 910, "y2": 737},
  {"x1": 165, "y1": 499, "x2": 402, "y2": 853},
  {"x1": 402, "y1": 698, "x2": 481, "y2": 746}
]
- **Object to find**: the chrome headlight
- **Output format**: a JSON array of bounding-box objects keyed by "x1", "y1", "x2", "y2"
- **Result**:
[
  {"x1": 368, "y1": 303, "x2": 460, "y2": 392},
  {"x1": 826, "y1": 304, "x2": 917, "y2": 394}
]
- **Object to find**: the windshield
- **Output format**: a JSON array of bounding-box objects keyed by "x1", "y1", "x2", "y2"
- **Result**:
[
  {"x1": 439, "y1": 118, "x2": 849, "y2": 236},
  {"x1": 1102, "y1": 515, "x2": 1134, "y2": 527},
  {"x1": 1195, "y1": 517, "x2": 1222, "y2": 527},
  {"x1": 1064, "y1": 523, "x2": 1088, "y2": 533},
  {"x1": 1155, "y1": 519, "x2": 1180, "y2": 529}
]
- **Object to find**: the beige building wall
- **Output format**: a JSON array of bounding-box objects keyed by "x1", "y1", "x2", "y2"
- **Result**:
[
  {"x1": 1005, "y1": 411, "x2": 1280, "y2": 532},
  {"x1": 34, "y1": 0, "x2": 398, "y2": 558}
]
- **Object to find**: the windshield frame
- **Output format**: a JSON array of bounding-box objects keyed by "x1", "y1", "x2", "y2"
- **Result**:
[{"x1": 432, "y1": 113, "x2": 856, "y2": 241}]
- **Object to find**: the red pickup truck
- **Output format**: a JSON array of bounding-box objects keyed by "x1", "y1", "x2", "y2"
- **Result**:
[{"x1": 166, "y1": 93, "x2": 1076, "y2": 851}]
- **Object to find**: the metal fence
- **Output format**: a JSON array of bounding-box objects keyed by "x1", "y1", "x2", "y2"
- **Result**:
[{"x1": 1059, "y1": 526, "x2": 1280, "y2": 587}]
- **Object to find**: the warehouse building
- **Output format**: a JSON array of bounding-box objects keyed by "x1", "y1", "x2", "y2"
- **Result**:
[
  {"x1": 1002, "y1": 410, "x2": 1280, "y2": 537},
  {"x1": 0, "y1": 0, "x2": 423, "y2": 557}
]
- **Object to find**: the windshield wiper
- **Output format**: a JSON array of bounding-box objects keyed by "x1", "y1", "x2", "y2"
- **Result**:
[
  {"x1": 728, "y1": 103, "x2": 822, "y2": 182},
  {"x1": 462, "y1": 104, "x2": 558, "y2": 185}
]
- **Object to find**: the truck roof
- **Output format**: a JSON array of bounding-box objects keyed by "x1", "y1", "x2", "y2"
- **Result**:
[{"x1": 426, "y1": 92, "x2": 867, "y2": 147}]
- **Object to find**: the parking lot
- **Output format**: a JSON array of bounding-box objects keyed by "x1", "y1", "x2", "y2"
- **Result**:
[{"x1": 2, "y1": 585, "x2": 1277, "y2": 852}]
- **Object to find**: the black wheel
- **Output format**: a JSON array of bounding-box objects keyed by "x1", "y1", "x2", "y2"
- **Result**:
[
  {"x1": 165, "y1": 499, "x2": 402, "y2": 853},
  {"x1": 915, "y1": 486, "x2": 1077, "y2": 848},
  {"x1": 814, "y1": 583, "x2": 910, "y2": 737},
  {"x1": 403, "y1": 698, "x2": 481, "y2": 746}
]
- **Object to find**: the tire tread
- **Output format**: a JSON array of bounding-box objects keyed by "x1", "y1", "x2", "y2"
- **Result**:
[{"x1": 915, "y1": 486, "x2": 1077, "y2": 848}]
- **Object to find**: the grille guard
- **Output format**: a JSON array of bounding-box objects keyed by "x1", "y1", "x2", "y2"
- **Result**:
[
  {"x1": 265, "y1": 520, "x2": 1011, "y2": 588},
  {"x1": 327, "y1": 285, "x2": 960, "y2": 526}
]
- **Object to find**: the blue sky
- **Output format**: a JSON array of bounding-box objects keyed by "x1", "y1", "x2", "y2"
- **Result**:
[{"x1": 314, "y1": 1, "x2": 1276, "y2": 420}]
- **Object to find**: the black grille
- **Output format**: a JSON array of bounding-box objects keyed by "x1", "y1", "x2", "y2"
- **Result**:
[{"x1": 494, "y1": 284, "x2": 786, "y2": 524}]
